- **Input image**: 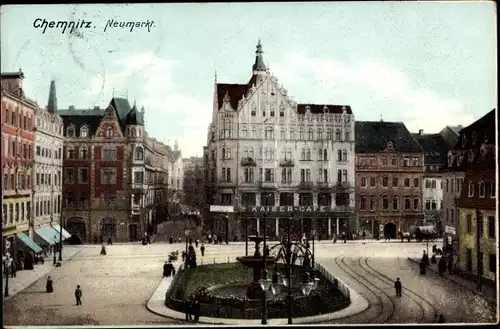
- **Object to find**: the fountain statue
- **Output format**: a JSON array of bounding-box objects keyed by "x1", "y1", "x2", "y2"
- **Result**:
[{"x1": 236, "y1": 236, "x2": 277, "y2": 299}]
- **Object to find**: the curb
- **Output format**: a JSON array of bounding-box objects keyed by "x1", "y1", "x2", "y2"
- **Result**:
[{"x1": 146, "y1": 261, "x2": 370, "y2": 325}]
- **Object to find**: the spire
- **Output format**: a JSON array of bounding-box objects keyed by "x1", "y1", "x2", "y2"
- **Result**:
[
  {"x1": 47, "y1": 80, "x2": 57, "y2": 113},
  {"x1": 174, "y1": 140, "x2": 179, "y2": 151},
  {"x1": 215, "y1": 70, "x2": 217, "y2": 84},
  {"x1": 252, "y1": 39, "x2": 267, "y2": 72}
]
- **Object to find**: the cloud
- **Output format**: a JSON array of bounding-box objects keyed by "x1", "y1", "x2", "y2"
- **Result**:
[
  {"x1": 272, "y1": 52, "x2": 475, "y2": 133},
  {"x1": 86, "y1": 52, "x2": 211, "y2": 157}
]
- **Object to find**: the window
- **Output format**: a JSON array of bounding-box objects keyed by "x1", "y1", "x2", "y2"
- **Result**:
[
  {"x1": 369, "y1": 198, "x2": 376, "y2": 211},
  {"x1": 308, "y1": 129, "x2": 314, "y2": 140},
  {"x1": 65, "y1": 169, "x2": 74, "y2": 184},
  {"x1": 360, "y1": 197, "x2": 366, "y2": 209},
  {"x1": 381, "y1": 157, "x2": 388, "y2": 166},
  {"x1": 78, "y1": 192, "x2": 88, "y2": 206},
  {"x1": 466, "y1": 214, "x2": 472, "y2": 233},
  {"x1": 391, "y1": 158, "x2": 397, "y2": 166},
  {"x1": 478, "y1": 215, "x2": 483, "y2": 238},
  {"x1": 241, "y1": 126, "x2": 248, "y2": 138},
  {"x1": 479, "y1": 182, "x2": 485, "y2": 198},
  {"x1": 342, "y1": 150, "x2": 347, "y2": 162},
  {"x1": 361, "y1": 177, "x2": 367, "y2": 187},
  {"x1": 103, "y1": 192, "x2": 116, "y2": 206},
  {"x1": 66, "y1": 146, "x2": 75, "y2": 159},
  {"x1": 106, "y1": 127, "x2": 113, "y2": 138},
  {"x1": 80, "y1": 126, "x2": 89, "y2": 137},
  {"x1": 134, "y1": 171, "x2": 144, "y2": 184},
  {"x1": 280, "y1": 128, "x2": 285, "y2": 139},
  {"x1": 488, "y1": 216, "x2": 495, "y2": 239},
  {"x1": 344, "y1": 130, "x2": 350, "y2": 141},
  {"x1": 342, "y1": 169, "x2": 348, "y2": 183},
  {"x1": 244, "y1": 168, "x2": 254, "y2": 183},
  {"x1": 335, "y1": 129, "x2": 341, "y2": 140},
  {"x1": 445, "y1": 179, "x2": 449, "y2": 193},
  {"x1": 491, "y1": 182, "x2": 496, "y2": 198},
  {"x1": 392, "y1": 197, "x2": 398, "y2": 210},
  {"x1": 468, "y1": 182, "x2": 474, "y2": 197},
  {"x1": 265, "y1": 127, "x2": 274, "y2": 139},
  {"x1": 382, "y1": 176, "x2": 389, "y2": 187},
  {"x1": 79, "y1": 146, "x2": 88, "y2": 159},
  {"x1": 392, "y1": 177, "x2": 398, "y2": 187},
  {"x1": 290, "y1": 129, "x2": 295, "y2": 139},
  {"x1": 326, "y1": 129, "x2": 332, "y2": 140},
  {"x1": 404, "y1": 198, "x2": 411, "y2": 210},
  {"x1": 403, "y1": 158, "x2": 410, "y2": 166},
  {"x1": 412, "y1": 157, "x2": 419, "y2": 166},
  {"x1": 383, "y1": 197, "x2": 389, "y2": 210},
  {"x1": 413, "y1": 198, "x2": 419, "y2": 210},
  {"x1": 67, "y1": 126, "x2": 75, "y2": 137},
  {"x1": 337, "y1": 150, "x2": 342, "y2": 162},
  {"x1": 222, "y1": 168, "x2": 232, "y2": 182},
  {"x1": 279, "y1": 110, "x2": 284, "y2": 117},
  {"x1": 251, "y1": 110, "x2": 256, "y2": 116},
  {"x1": 414, "y1": 178, "x2": 419, "y2": 188},
  {"x1": 102, "y1": 146, "x2": 117, "y2": 161},
  {"x1": 370, "y1": 177, "x2": 376, "y2": 187},
  {"x1": 431, "y1": 180, "x2": 436, "y2": 188},
  {"x1": 264, "y1": 168, "x2": 274, "y2": 182},
  {"x1": 404, "y1": 178, "x2": 410, "y2": 187},
  {"x1": 101, "y1": 167, "x2": 117, "y2": 184},
  {"x1": 299, "y1": 128, "x2": 304, "y2": 140},
  {"x1": 317, "y1": 129, "x2": 323, "y2": 140},
  {"x1": 134, "y1": 146, "x2": 144, "y2": 160}
]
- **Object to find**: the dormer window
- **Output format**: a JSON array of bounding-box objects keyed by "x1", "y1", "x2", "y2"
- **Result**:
[
  {"x1": 461, "y1": 134, "x2": 466, "y2": 147},
  {"x1": 468, "y1": 182, "x2": 474, "y2": 197},
  {"x1": 471, "y1": 131, "x2": 477, "y2": 144},
  {"x1": 67, "y1": 126, "x2": 75, "y2": 137},
  {"x1": 80, "y1": 126, "x2": 89, "y2": 138},
  {"x1": 447, "y1": 153, "x2": 453, "y2": 167}
]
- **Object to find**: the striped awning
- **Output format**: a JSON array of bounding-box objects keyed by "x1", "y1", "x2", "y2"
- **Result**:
[
  {"x1": 16, "y1": 233, "x2": 43, "y2": 253},
  {"x1": 51, "y1": 224, "x2": 71, "y2": 240},
  {"x1": 35, "y1": 227, "x2": 58, "y2": 245}
]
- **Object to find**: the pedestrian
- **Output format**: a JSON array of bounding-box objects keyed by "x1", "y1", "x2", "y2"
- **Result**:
[
  {"x1": 362, "y1": 231, "x2": 366, "y2": 240},
  {"x1": 147, "y1": 234, "x2": 151, "y2": 244},
  {"x1": 195, "y1": 238, "x2": 199, "y2": 248},
  {"x1": 163, "y1": 262, "x2": 171, "y2": 277},
  {"x1": 75, "y1": 285, "x2": 83, "y2": 305},
  {"x1": 343, "y1": 232, "x2": 347, "y2": 243},
  {"x1": 99, "y1": 236, "x2": 104, "y2": 244},
  {"x1": 169, "y1": 236, "x2": 173, "y2": 244},
  {"x1": 208, "y1": 234, "x2": 212, "y2": 244},
  {"x1": 438, "y1": 257, "x2": 446, "y2": 276},
  {"x1": 333, "y1": 234, "x2": 337, "y2": 243},
  {"x1": 438, "y1": 314, "x2": 445, "y2": 323},
  {"x1": 93, "y1": 236, "x2": 98, "y2": 244},
  {"x1": 200, "y1": 244, "x2": 205, "y2": 257},
  {"x1": 100, "y1": 244, "x2": 107, "y2": 255},
  {"x1": 394, "y1": 277, "x2": 402, "y2": 297},
  {"x1": 193, "y1": 299, "x2": 201, "y2": 321},
  {"x1": 46, "y1": 276, "x2": 54, "y2": 293},
  {"x1": 107, "y1": 236, "x2": 112, "y2": 245},
  {"x1": 264, "y1": 245, "x2": 270, "y2": 257},
  {"x1": 10, "y1": 261, "x2": 16, "y2": 278},
  {"x1": 422, "y1": 250, "x2": 429, "y2": 267},
  {"x1": 447, "y1": 257, "x2": 453, "y2": 275},
  {"x1": 185, "y1": 297, "x2": 193, "y2": 321},
  {"x1": 420, "y1": 259, "x2": 427, "y2": 275}
]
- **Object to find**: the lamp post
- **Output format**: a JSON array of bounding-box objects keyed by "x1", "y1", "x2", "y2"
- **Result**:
[
  {"x1": 58, "y1": 216, "x2": 63, "y2": 261},
  {"x1": 53, "y1": 236, "x2": 57, "y2": 265},
  {"x1": 4, "y1": 256, "x2": 10, "y2": 297},
  {"x1": 245, "y1": 215, "x2": 248, "y2": 256},
  {"x1": 225, "y1": 215, "x2": 229, "y2": 244},
  {"x1": 261, "y1": 212, "x2": 268, "y2": 325}
]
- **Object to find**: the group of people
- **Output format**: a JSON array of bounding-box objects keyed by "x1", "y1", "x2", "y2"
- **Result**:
[
  {"x1": 420, "y1": 249, "x2": 456, "y2": 276},
  {"x1": 45, "y1": 276, "x2": 83, "y2": 305},
  {"x1": 185, "y1": 296, "x2": 201, "y2": 322}
]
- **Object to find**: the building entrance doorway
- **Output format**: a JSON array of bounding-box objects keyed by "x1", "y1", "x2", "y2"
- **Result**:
[
  {"x1": 384, "y1": 222, "x2": 397, "y2": 239},
  {"x1": 129, "y1": 224, "x2": 138, "y2": 241}
]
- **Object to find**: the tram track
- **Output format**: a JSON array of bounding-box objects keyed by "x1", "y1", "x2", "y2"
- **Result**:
[{"x1": 361, "y1": 257, "x2": 438, "y2": 323}]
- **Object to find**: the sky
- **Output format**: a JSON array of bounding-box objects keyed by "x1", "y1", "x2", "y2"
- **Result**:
[{"x1": 1, "y1": 2, "x2": 497, "y2": 157}]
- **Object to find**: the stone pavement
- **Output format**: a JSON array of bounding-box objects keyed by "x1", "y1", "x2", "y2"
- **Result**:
[
  {"x1": 146, "y1": 259, "x2": 369, "y2": 325},
  {"x1": 2, "y1": 246, "x2": 83, "y2": 302},
  {"x1": 407, "y1": 258, "x2": 496, "y2": 305}
]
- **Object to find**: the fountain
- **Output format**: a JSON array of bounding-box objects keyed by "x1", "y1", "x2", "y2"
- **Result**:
[{"x1": 236, "y1": 236, "x2": 277, "y2": 299}]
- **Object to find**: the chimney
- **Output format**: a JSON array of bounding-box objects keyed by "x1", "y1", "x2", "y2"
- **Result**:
[
  {"x1": 419, "y1": 129, "x2": 424, "y2": 135},
  {"x1": 94, "y1": 106, "x2": 100, "y2": 110},
  {"x1": 69, "y1": 105, "x2": 75, "y2": 110}
]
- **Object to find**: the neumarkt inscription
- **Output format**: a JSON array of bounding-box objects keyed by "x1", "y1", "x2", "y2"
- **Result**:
[{"x1": 33, "y1": 18, "x2": 156, "y2": 34}]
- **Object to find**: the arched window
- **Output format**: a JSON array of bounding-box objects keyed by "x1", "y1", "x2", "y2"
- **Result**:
[
  {"x1": 345, "y1": 129, "x2": 350, "y2": 141},
  {"x1": 290, "y1": 128, "x2": 295, "y2": 139},
  {"x1": 265, "y1": 127, "x2": 274, "y2": 139},
  {"x1": 80, "y1": 126, "x2": 89, "y2": 138},
  {"x1": 308, "y1": 128, "x2": 314, "y2": 140},
  {"x1": 299, "y1": 128, "x2": 304, "y2": 140},
  {"x1": 306, "y1": 149, "x2": 311, "y2": 160},
  {"x1": 342, "y1": 149, "x2": 347, "y2": 162},
  {"x1": 134, "y1": 146, "x2": 144, "y2": 161},
  {"x1": 317, "y1": 129, "x2": 323, "y2": 139},
  {"x1": 67, "y1": 126, "x2": 75, "y2": 137},
  {"x1": 79, "y1": 146, "x2": 88, "y2": 159},
  {"x1": 326, "y1": 129, "x2": 332, "y2": 140},
  {"x1": 335, "y1": 129, "x2": 341, "y2": 140},
  {"x1": 337, "y1": 149, "x2": 342, "y2": 162}
]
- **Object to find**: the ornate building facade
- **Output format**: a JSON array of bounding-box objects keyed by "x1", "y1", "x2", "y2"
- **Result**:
[
  {"x1": 32, "y1": 80, "x2": 65, "y2": 246},
  {"x1": 204, "y1": 41, "x2": 356, "y2": 241},
  {"x1": 455, "y1": 109, "x2": 496, "y2": 284},
  {"x1": 59, "y1": 92, "x2": 168, "y2": 242},
  {"x1": 355, "y1": 121, "x2": 425, "y2": 239}
]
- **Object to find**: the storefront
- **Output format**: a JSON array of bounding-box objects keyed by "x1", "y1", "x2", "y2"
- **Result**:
[{"x1": 443, "y1": 225, "x2": 457, "y2": 254}]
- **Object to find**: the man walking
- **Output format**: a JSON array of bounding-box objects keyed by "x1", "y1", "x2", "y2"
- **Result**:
[
  {"x1": 75, "y1": 285, "x2": 83, "y2": 305},
  {"x1": 394, "y1": 278, "x2": 402, "y2": 297},
  {"x1": 200, "y1": 244, "x2": 205, "y2": 257}
]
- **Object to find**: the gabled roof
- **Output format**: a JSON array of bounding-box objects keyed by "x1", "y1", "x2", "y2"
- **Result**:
[
  {"x1": 59, "y1": 108, "x2": 105, "y2": 137},
  {"x1": 216, "y1": 75, "x2": 258, "y2": 111},
  {"x1": 412, "y1": 133, "x2": 450, "y2": 165},
  {"x1": 355, "y1": 121, "x2": 423, "y2": 153},
  {"x1": 447, "y1": 125, "x2": 463, "y2": 136},
  {"x1": 297, "y1": 104, "x2": 353, "y2": 115}
]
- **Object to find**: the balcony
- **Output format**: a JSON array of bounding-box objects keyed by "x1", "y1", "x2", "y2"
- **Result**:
[
  {"x1": 258, "y1": 181, "x2": 276, "y2": 189},
  {"x1": 241, "y1": 157, "x2": 257, "y2": 166},
  {"x1": 334, "y1": 181, "x2": 352, "y2": 191},
  {"x1": 298, "y1": 181, "x2": 314, "y2": 189},
  {"x1": 279, "y1": 159, "x2": 294, "y2": 166},
  {"x1": 317, "y1": 181, "x2": 329, "y2": 189}
]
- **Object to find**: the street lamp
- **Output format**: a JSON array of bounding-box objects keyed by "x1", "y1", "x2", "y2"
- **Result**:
[
  {"x1": 184, "y1": 229, "x2": 190, "y2": 266},
  {"x1": 53, "y1": 236, "x2": 57, "y2": 265},
  {"x1": 59, "y1": 216, "x2": 63, "y2": 261},
  {"x1": 4, "y1": 256, "x2": 11, "y2": 297}
]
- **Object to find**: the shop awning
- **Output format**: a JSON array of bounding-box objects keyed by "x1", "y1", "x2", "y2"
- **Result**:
[
  {"x1": 16, "y1": 233, "x2": 43, "y2": 253},
  {"x1": 35, "y1": 227, "x2": 58, "y2": 245},
  {"x1": 52, "y1": 224, "x2": 71, "y2": 239},
  {"x1": 48, "y1": 227, "x2": 61, "y2": 242}
]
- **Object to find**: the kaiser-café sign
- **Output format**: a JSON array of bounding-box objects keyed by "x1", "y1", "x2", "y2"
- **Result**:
[{"x1": 210, "y1": 205, "x2": 345, "y2": 213}]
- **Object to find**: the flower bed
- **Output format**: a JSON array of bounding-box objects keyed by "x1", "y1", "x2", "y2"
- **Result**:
[{"x1": 165, "y1": 262, "x2": 350, "y2": 319}]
